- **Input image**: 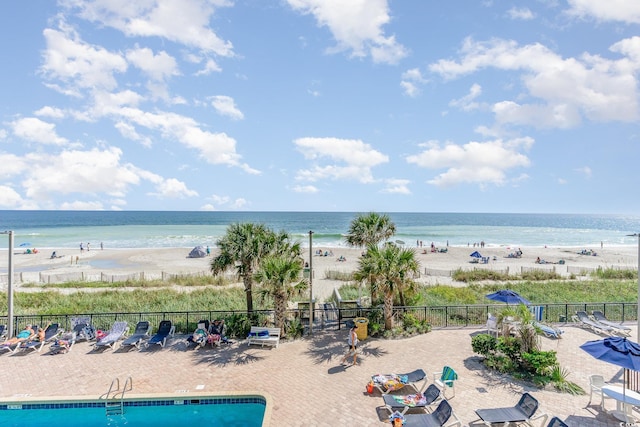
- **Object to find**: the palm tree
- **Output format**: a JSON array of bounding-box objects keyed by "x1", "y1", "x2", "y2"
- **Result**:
[
  {"x1": 254, "y1": 253, "x2": 306, "y2": 336},
  {"x1": 344, "y1": 212, "x2": 396, "y2": 248},
  {"x1": 354, "y1": 243, "x2": 420, "y2": 330},
  {"x1": 210, "y1": 223, "x2": 273, "y2": 314}
]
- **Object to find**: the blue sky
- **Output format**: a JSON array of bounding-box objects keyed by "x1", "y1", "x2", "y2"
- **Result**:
[{"x1": 0, "y1": 1, "x2": 639, "y2": 214}]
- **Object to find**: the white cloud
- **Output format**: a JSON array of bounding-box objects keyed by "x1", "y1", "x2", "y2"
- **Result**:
[
  {"x1": 406, "y1": 137, "x2": 533, "y2": 187},
  {"x1": 61, "y1": 0, "x2": 235, "y2": 56},
  {"x1": 147, "y1": 178, "x2": 198, "y2": 199},
  {"x1": 401, "y1": 68, "x2": 426, "y2": 97},
  {"x1": 292, "y1": 185, "x2": 319, "y2": 193},
  {"x1": 449, "y1": 84, "x2": 483, "y2": 111},
  {"x1": 0, "y1": 185, "x2": 26, "y2": 208},
  {"x1": 40, "y1": 22, "x2": 128, "y2": 92},
  {"x1": 210, "y1": 95, "x2": 244, "y2": 120},
  {"x1": 34, "y1": 106, "x2": 66, "y2": 119},
  {"x1": 429, "y1": 37, "x2": 640, "y2": 128},
  {"x1": 60, "y1": 200, "x2": 105, "y2": 210},
  {"x1": 22, "y1": 147, "x2": 141, "y2": 201},
  {"x1": 126, "y1": 47, "x2": 179, "y2": 81},
  {"x1": 566, "y1": 0, "x2": 640, "y2": 24},
  {"x1": 294, "y1": 137, "x2": 388, "y2": 183},
  {"x1": 381, "y1": 178, "x2": 411, "y2": 194},
  {"x1": 575, "y1": 166, "x2": 592, "y2": 178},
  {"x1": 11, "y1": 117, "x2": 69, "y2": 146},
  {"x1": 286, "y1": 0, "x2": 407, "y2": 64},
  {"x1": 507, "y1": 7, "x2": 535, "y2": 20}
]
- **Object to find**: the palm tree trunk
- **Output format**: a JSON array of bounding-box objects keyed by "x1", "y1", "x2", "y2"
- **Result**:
[
  {"x1": 384, "y1": 292, "x2": 394, "y2": 330},
  {"x1": 243, "y1": 276, "x2": 254, "y2": 313},
  {"x1": 275, "y1": 290, "x2": 287, "y2": 336}
]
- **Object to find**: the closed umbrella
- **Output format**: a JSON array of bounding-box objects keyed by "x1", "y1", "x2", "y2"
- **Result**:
[
  {"x1": 580, "y1": 337, "x2": 640, "y2": 423},
  {"x1": 485, "y1": 289, "x2": 531, "y2": 305}
]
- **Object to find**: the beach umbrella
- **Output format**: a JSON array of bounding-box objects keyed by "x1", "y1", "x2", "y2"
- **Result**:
[
  {"x1": 485, "y1": 289, "x2": 531, "y2": 305},
  {"x1": 580, "y1": 337, "x2": 640, "y2": 422},
  {"x1": 470, "y1": 251, "x2": 482, "y2": 258}
]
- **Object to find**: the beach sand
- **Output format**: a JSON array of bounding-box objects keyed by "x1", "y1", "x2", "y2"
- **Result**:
[{"x1": 2, "y1": 244, "x2": 637, "y2": 301}]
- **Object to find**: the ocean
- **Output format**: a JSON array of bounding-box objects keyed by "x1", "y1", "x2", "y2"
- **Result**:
[{"x1": 0, "y1": 211, "x2": 639, "y2": 250}]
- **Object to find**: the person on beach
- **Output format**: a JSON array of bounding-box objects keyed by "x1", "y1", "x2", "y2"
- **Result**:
[{"x1": 341, "y1": 323, "x2": 359, "y2": 366}]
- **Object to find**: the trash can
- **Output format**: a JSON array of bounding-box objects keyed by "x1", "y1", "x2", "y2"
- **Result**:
[{"x1": 354, "y1": 317, "x2": 369, "y2": 340}]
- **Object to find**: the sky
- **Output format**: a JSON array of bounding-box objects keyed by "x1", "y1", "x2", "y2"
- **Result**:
[{"x1": 0, "y1": 1, "x2": 639, "y2": 214}]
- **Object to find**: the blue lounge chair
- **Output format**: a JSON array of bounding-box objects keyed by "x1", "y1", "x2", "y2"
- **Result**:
[
  {"x1": 186, "y1": 320, "x2": 209, "y2": 349},
  {"x1": 395, "y1": 400, "x2": 462, "y2": 427},
  {"x1": 146, "y1": 320, "x2": 174, "y2": 348},
  {"x1": 70, "y1": 317, "x2": 96, "y2": 342},
  {"x1": 382, "y1": 384, "x2": 442, "y2": 415},
  {"x1": 592, "y1": 310, "x2": 632, "y2": 336},
  {"x1": 94, "y1": 321, "x2": 128, "y2": 350},
  {"x1": 474, "y1": 392, "x2": 547, "y2": 426},
  {"x1": 121, "y1": 321, "x2": 151, "y2": 350},
  {"x1": 371, "y1": 369, "x2": 428, "y2": 395},
  {"x1": 49, "y1": 331, "x2": 77, "y2": 354},
  {"x1": 17, "y1": 323, "x2": 62, "y2": 353},
  {"x1": 533, "y1": 321, "x2": 564, "y2": 339}
]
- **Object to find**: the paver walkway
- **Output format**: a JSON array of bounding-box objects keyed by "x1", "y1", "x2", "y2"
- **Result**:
[{"x1": 0, "y1": 324, "x2": 635, "y2": 426}]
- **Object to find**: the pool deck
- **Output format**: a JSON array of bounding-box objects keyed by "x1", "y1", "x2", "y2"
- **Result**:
[{"x1": 0, "y1": 324, "x2": 636, "y2": 426}]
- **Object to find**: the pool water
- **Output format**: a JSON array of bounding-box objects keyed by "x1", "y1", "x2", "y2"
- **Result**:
[{"x1": 0, "y1": 397, "x2": 266, "y2": 427}]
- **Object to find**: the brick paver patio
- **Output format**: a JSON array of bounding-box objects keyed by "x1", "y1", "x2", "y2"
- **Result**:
[{"x1": 0, "y1": 323, "x2": 635, "y2": 426}]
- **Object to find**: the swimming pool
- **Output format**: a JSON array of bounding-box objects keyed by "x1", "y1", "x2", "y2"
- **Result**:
[{"x1": 0, "y1": 392, "x2": 270, "y2": 427}]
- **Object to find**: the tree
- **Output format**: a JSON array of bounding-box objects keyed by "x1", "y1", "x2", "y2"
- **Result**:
[
  {"x1": 254, "y1": 252, "x2": 306, "y2": 336},
  {"x1": 344, "y1": 212, "x2": 396, "y2": 248},
  {"x1": 354, "y1": 243, "x2": 420, "y2": 330},
  {"x1": 210, "y1": 223, "x2": 273, "y2": 314}
]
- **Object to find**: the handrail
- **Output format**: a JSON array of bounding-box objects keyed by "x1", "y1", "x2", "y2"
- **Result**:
[{"x1": 102, "y1": 377, "x2": 120, "y2": 400}]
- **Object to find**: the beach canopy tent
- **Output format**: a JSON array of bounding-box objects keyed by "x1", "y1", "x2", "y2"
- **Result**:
[
  {"x1": 470, "y1": 251, "x2": 482, "y2": 258},
  {"x1": 188, "y1": 246, "x2": 207, "y2": 258},
  {"x1": 486, "y1": 289, "x2": 531, "y2": 305}
]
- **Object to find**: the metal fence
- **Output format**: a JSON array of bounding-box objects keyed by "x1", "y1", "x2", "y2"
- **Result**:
[{"x1": 1, "y1": 301, "x2": 636, "y2": 338}]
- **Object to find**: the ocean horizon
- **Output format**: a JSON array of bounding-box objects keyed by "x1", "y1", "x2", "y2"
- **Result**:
[{"x1": 0, "y1": 210, "x2": 639, "y2": 250}]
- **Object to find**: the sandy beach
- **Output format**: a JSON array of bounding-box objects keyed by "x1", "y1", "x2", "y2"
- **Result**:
[{"x1": 2, "y1": 244, "x2": 637, "y2": 301}]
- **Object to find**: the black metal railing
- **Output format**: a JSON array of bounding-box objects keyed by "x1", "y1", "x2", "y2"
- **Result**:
[{"x1": 1, "y1": 301, "x2": 636, "y2": 338}]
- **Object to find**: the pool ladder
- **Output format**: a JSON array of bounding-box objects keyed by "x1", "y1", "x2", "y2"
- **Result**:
[{"x1": 103, "y1": 376, "x2": 133, "y2": 416}]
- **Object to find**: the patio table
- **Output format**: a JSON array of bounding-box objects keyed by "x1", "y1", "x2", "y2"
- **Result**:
[{"x1": 602, "y1": 385, "x2": 640, "y2": 422}]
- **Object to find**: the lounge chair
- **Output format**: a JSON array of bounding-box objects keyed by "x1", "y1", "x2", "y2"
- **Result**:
[
  {"x1": 433, "y1": 366, "x2": 458, "y2": 399},
  {"x1": 49, "y1": 331, "x2": 77, "y2": 354},
  {"x1": 474, "y1": 392, "x2": 548, "y2": 426},
  {"x1": 186, "y1": 320, "x2": 209, "y2": 349},
  {"x1": 146, "y1": 320, "x2": 174, "y2": 348},
  {"x1": 394, "y1": 400, "x2": 462, "y2": 427},
  {"x1": 94, "y1": 321, "x2": 128, "y2": 350},
  {"x1": 121, "y1": 321, "x2": 151, "y2": 350},
  {"x1": 0, "y1": 325, "x2": 37, "y2": 353},
  {"x1": 591, "y1": 310, "x2": 632, "y2": 336},
  {"x1": 17, "y1": 323, "x2": 62, "y2": 353},
  {"x1": 486, "y1": 314, "x2": 499, "y2": 337},
  {"x1": 533, "y1": 321, "x2": 563, "y2": 339},
  {"x1": 572, "y1": 311, "x2": 616, "y2": 336},
  {"x1": 70, "y1": 317, "x2": 96, "y2": 342},
  {"x1": 208, "y1": 319, "x2": 229, "y2": 346},
  {"x1": 371, "y1": 369, "x2": 428, "y2": 395},
  {"x1": 382, "y1": 384, "x2": 442, "y2": 415},
  {"x1": 546, "y1": 416, "x2": 569, "y2": 427},
  {"x1": 0, "y1": 325, "x2": 6, "y2": 341}
]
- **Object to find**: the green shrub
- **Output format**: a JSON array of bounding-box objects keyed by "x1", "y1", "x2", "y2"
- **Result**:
[{"x1": 471, "y1": 334, "x2": 497, "y2": 356}]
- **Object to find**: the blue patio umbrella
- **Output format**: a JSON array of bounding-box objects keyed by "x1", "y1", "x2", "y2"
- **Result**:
[
  {"x1": 485, "y1": 289, "x2": 531, "y2": 305},
  {"x1": 470, "y1": 251, "x2": 482, "y2": 258},
  {"x1": 580, "y1": 337, "x2": 640, "y2": 422}
]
